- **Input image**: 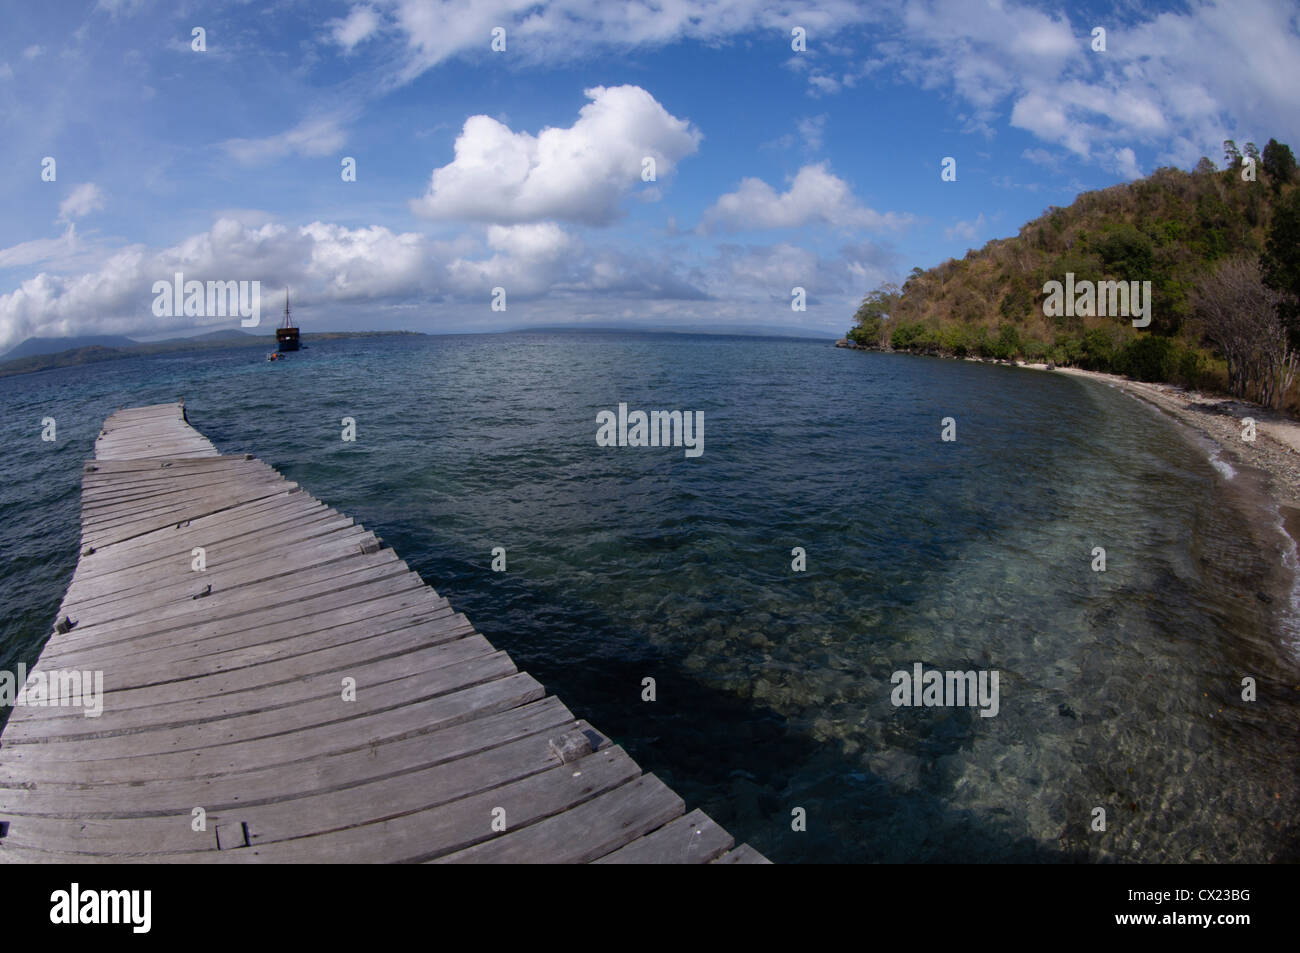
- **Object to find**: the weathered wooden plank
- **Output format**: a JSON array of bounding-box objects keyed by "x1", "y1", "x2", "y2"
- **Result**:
[
  {"x1": 2, "y1": 711, "x2": 602, "y2": 828},
  {"x1": 80, "y1": 463, "x2": 272, "y2": 505},
  {"x1": 69, "y1": 494, "x2": 330, "y2": 579},
  {"x1": 0, "y1": 710, "x2": 594, "y2": 856},
  {"x1": 593, "y1": 808, "x2": 733, "y2": 864},
  {"x1": 710, "y1": 843, "x2": 773, "y2": 864},
  {"x1": 0, "y1": 671, "x2": 546, "y2": 768},
  {"x1": 79, "y1": 480, "x2": 286, "y2": 529},
  {"x1": 3, "y1": 651, "x2": 520, "y2": 744},
  {"x1": 82, "y1": 485, "x2": 303, "y2": 549},
  {"x1": 94, "y1": 407, "x2": 217, "y2": 461},
  {"x1": 247, "y1": 745, "x2": 645, "y2": 864},
  {"x1": 97, "y1": 433, "x2": 213, "y2": 450},
  {"x1": 37, "y1": 583, "x2": 449, "y2": 674},
  {"x1": 81, "y1": 480, "x2": 299, "y2": 538},
  {"x1": 81, "y1": 452, "x2": 255, "y2": 474},
  {"x1": 68, "y1": 518, "x2": 371, "y2": 598},
  {"x1": 25, "y1": 631, "x2": 495, "y2": 726},
  {"x1": 63, "y1": 517, "x2": 368, "y2": 609},
  {"x1": 39, "y1": 561, "x2": 428, "y2": 665},
  {"x1": 97, "y1": 444, "x2": 218, "y2": 462},
  {"x1": 43, "y1": 606, "x2": 469, "y2": 693},
  {"x1": 433, "y1": 772, "x2": 684, "y2": 864},
  {"x1": 97, "y1": 435, "x2": 216, "y2": 454},
  {"x1": 0, "y1": 742, "x2": 642, "y2": 864},
  {"x1": 80, "y1": 470, "x2": 289, "y2": 520},
  {"x1": 58, "y1": 533, "x2": 390, "y2": 626},
  {"x1": 0, "y1": 693, "x2": 570, "y2": 787}
]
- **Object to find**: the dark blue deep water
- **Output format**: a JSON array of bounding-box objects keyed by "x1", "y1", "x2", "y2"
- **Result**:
[{"x1": 2, "y1": 331, "x2": 1298, "y2": 862}]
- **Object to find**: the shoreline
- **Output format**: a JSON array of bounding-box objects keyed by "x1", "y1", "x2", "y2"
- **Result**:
[
  {"x1": 1050, "y1": 366, "x2": 1300, "y2": 521},
  {"x1": 1054, "y1": 366, "x2": 1300, "y2": 657},
  {"x1": 838, "y1": 341, "x2": 1300, "y2": 516}
]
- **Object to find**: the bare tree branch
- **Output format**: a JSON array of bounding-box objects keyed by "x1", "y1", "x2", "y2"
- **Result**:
[{"x1": 1192, "y1": 257, "x2": 1297, "y2": 408}]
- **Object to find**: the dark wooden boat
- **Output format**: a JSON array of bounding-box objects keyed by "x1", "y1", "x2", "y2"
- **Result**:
[{"x1": 276, "y1": 288, "x2": 299, "y2": 352}]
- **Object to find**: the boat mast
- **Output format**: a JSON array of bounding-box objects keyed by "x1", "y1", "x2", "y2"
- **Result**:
[{"x1": 283, "y1": 288, "x2": 291, "y2": 329}]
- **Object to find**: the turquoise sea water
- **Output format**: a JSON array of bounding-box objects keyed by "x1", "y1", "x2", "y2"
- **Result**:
[{"x1": 1, "y1": 331, "x2": 1297, "y2": 863}]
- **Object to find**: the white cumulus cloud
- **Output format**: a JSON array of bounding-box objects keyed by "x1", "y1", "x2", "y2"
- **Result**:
[
  {"x1": 446, "y1": 223, "x2": 581, "y2": 297},
  {"x1": 411, "y1": 85, "x2": 701, "y2": 226},
  {"x1": 700, "y1": 163, "x2": 911, "y2": 233}
]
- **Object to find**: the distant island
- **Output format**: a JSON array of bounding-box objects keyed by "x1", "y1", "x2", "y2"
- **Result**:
[
  {"x1": 0, "y1": 329, "x2": 426, "y2": 378},
  {"x1": 3, "y1": 334, "x2": 141, "y2": 360}
]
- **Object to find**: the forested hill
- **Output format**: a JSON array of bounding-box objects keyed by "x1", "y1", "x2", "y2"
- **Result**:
[{"x1": 845, "y1": 139, "x2": 1300, "y2": 409}]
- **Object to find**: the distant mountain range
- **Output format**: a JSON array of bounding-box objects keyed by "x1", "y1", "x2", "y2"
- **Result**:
[
  {"x1": 0, "y1": 328, "x2": 261, "y2": 361},
  {"x1": 2, "y1": 334, "x2": 140, "y2": 360},
  {"x1": 0, "y1": 329, "x2": 423, "y2": 378}
]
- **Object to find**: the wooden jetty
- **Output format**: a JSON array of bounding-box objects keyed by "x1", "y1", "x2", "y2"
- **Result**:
[{"x1": 0, "y1": 402, "x2": 768, "y2": 864}]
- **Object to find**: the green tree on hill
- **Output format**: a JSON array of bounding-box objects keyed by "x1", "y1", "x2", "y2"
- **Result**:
[
  {"x1": 1264, "y1": 138, "x2": 1298, "y2": 193},
  {"x1": 1263, "y1": 189, "x2": 1300, "y2": 333},
  {"x1": 1224, "y1": 140, "x2": 1242, "y2": 169},
  {"x1": 847, "y1": 283, "x2": 899, "y2": 346}
]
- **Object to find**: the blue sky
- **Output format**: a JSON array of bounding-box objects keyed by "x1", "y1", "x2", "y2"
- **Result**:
[{"x1": 1, "y1": 0, "x2": 1298, "y2": 350}]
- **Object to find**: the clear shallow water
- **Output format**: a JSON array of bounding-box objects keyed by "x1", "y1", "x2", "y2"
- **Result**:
[{"x1": 1, "y1": 331, "x2": 1298, "y2": 863}]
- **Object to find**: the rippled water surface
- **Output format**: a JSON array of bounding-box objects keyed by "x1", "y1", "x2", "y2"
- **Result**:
[{"x1": 2, "y1": 331, "x2": 1298, "y2": 862}]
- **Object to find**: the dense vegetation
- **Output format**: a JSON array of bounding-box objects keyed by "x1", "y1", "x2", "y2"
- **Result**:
[{"x1": 846, "y1": 138, "x2": 1300, "y2": 409}]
